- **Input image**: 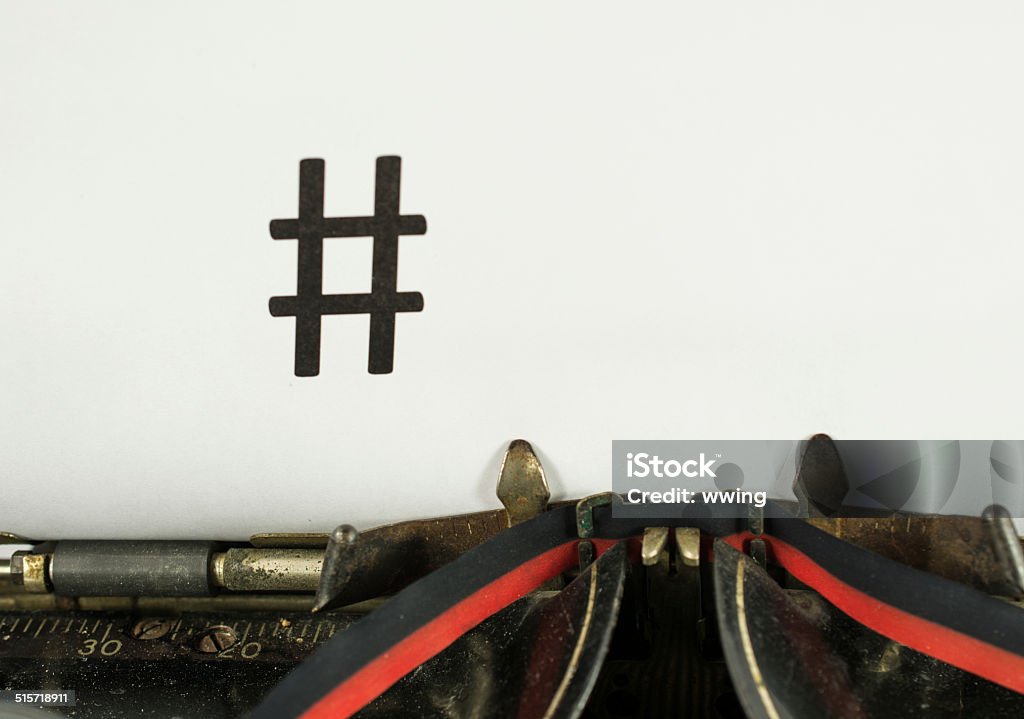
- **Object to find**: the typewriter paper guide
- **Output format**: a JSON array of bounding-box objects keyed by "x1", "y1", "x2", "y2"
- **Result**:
[{"x1": 3, "y1": 4, "x2": 1024, "y2": 539}]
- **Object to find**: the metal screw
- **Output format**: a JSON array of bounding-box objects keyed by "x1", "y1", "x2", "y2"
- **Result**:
[
  {"x1": 196, "y1": 625, "x2": 238, "y2": 653},
  {"x1": 131, "y1": 618, "x2": 173, "y2": 641}
]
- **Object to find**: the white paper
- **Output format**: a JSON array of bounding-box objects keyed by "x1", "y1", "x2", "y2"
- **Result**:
[{"x1": 3, "y1": 2, "x2": 1024, "y2": 539}]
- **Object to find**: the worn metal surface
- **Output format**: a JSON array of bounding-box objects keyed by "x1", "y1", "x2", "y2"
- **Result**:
[
  {"x1": 789, "y1": 434, "x2": 1024, "y2": 598},
  {"x1": 0, "y1": 544, "x2": 628, "y2": 719},
  {"x1": 714, "y1": 539, "x2": 859, "y2": 718},
  {"x1": 214, "y1": 548, "x2": 324, "y2": 593},
  {"x1": 808, "y1": 515, "x2": 1024, "y2": 598},
  {"x1": 5, "y1": 427, "x2": 1024, "y2": 718},
  {"x1": 5, "y1": 514, "x2": 1019, "y2": 717},
  {"x1": 360, "y1": 542, "x2": 629, "y2": 719},
  {"x1": 21, "y1": 555, "x2": 48, "y2": 594},
  {"x1": 10, "y1": 553, "x2": 50, "y2": 594},
  {"x1": 641, "y1": 527, "x2": 669, "y2": 567},
  {"x1": 496, "y1": 439, "x2": 551, "y2": 527},
  {"x1": 576, "y1": 493, "x2": 619, "y2": 569},
  {"x1": 677, "y1": 527, "x2": 702, "y2": 569},
  {"x1": 576, "y1": 493, "x2": 615, "y2": 540},
  {"x1": 312, "y1": 525, "x2": 363, "y2": 612},
  {"x1": 0, "y1": 609, "x2": 367, "y2": 719},
  {"x1": 0, "y1": 610, "x2": 361, "y2": 665},
  {"x1": 311, "y1": 509, "x2": 509, "y2": 612},
  {"x1": 714, "y1": 540, "x2": 1024, "y2": 719}
]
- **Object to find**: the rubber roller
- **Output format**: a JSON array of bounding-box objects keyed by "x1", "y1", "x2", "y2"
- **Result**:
[{"x1": 50, "y1": 541, "x2": 219, "y2": 596}]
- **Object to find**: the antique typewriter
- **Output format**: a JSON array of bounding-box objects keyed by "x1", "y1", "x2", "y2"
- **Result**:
[{"x1": 2, "y1": 435, "x2": 1023, "y2": 718}]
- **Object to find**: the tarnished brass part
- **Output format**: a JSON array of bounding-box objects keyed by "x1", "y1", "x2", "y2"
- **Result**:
[
  {"x1": 0, "y1": 532, "x2": 39, "y2": 545},
  {"x1": 809, "y1": 515, "x2": 1024, "y2": 597},
  {"x1": 249, "y1": 533, "x2": 330, "y2": 548},
  {"x1": 496, "y1": 439, "x2": 550, "y2": 527},
  {"x1": 14, "y1": 553, "x2": 50, "y2": 593},
  {"x1": 674, "y1": 527, "x2": 701, "y2": 568},
  {"x1": 641, "y1": 527, "x2": 669, "y2": 566},
  {"x1": 210, "y1": 554, "x2": 224, "y2": 587},
  {"x1": 576, "y1": 493, "x2": 620, "y2": 569},
  {"x1": 576, "y1": 493, "x2": 617, "y2": 539},
  {"x1": 212, "y1": 549, "x2": 324, "y2": 592}
]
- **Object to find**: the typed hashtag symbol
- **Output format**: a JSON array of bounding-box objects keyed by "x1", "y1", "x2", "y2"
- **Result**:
[{"x1": 269, "y1": 157, "x2": 426, "y2": 376}]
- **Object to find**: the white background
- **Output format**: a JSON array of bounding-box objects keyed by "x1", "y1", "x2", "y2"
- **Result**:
[{"x1": 2, "y1": 3, "x2": 1023, "y2": 538}]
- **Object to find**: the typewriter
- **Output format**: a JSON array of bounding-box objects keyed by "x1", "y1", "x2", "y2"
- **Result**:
[{"x1": 2, "y1": 435, "x2": 1023, "y2": 719}]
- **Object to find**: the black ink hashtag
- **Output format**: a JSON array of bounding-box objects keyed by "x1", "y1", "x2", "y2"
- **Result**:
[{"x1": 269, "y1": 157, "x2": 426, "y2": 376}]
